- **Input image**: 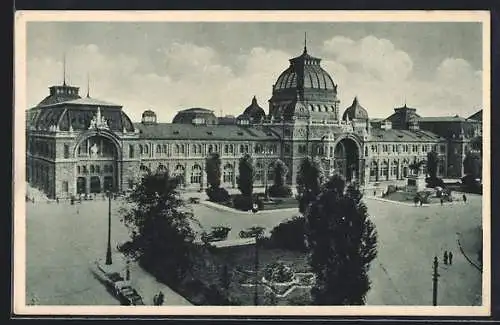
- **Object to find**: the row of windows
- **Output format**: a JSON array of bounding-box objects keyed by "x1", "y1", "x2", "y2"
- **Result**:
[
  {"x1": 131, "y1": 143, "x2": 274, "y2": 158},
  {"x1": 370, "y1": 144, "x2": 445, "y2": 155},
  {"x1": 76, "y1": 164, "x2": 114, "y2": 174}
]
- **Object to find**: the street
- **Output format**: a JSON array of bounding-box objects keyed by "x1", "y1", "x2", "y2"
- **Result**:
[{"x1": 24, "y1": 190, "x2": 483, "y2": 306}]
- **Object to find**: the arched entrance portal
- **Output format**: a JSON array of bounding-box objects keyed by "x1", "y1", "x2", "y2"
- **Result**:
[
  {"x1": 75, "y1": 135, "x2": 119, "y2": 195},
  {"x1": 334, "y1": 138, "x2": 360, "y2": 183}
]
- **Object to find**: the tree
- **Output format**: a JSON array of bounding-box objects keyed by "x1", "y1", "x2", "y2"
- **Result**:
[
  {"x1": 237, "y1": 154, "x2": 254, "y2": 196},
  {"x1": 268, "y1": 159, "x2": 293, "y2": 197},
  {"x1": 119, "y1": 171, "x2": 196, "y2": 283},
  {"x1": 273, "y1": 159, "x2": 287, "y2": 187},
  {"x1": 296, "y1": 156, "x2": 324, "y2": 214},
  {"x1": 206, "y1": 152, "x2": 222, "y2": 189},
  {"x1": 463, "y1": 151, "x2": 482, "y2": 180},
  {"x1": 426, "y1": 150, "x2": 439, "y2": 179},
  {"x1": 305, "y1": 175, "x2": 378, "y2": 305}
]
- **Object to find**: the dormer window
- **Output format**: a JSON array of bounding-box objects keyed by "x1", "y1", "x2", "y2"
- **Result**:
[
  {"x1": 173, "y1": 131, "x2": 179, "y2": 135},
  {"x1": 237, "y1": 131, "x2": 244, "y2": 136},
  {"x1": 207, "y1": 131, "x2": 213, "y2": 135}
]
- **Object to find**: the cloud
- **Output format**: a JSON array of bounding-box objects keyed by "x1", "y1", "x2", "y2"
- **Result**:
[
  {"x1": 320, "y1": 36, "x2": 482, "y2": 117},
  {"x1": 26, "y1": 37, "x2": 482, "y2": 123}
]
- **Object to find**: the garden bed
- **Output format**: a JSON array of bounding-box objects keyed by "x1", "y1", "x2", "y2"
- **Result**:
[
  {"x1": 170, "y1": 244, "x2": 311, "y2": 305},
  {"x1": 382, "y1": 190, "x2": 456, "y2": 205},
  {"x1": 217, "y1": 194, "x2": 298, "y2": 211}
]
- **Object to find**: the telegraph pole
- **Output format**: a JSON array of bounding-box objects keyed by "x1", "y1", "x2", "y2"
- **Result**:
[
  {"x1": 432, "y1": 256, "x2": 439, "y2": 306},
  {"x1": 105, "y1": 191, "x2": 113, "y2": 265}
]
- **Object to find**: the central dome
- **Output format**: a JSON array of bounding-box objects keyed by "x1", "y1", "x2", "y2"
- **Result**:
[{"x1": 273, "y1": 47, "x2": 336, "y2": 91}]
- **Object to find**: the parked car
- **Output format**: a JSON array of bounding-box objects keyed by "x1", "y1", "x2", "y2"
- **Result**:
[{"x1": 189, "y1": 197, "x2": 201, "y2": 204}]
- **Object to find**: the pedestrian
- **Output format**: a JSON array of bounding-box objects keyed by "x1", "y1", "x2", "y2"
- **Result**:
[
  {"x1": 157, "y1": 291, "x2": 164, "y2": 306},
  {"x1": 440, "y1": 198, "x2": 443, "y2": 206},
  {"x1": 449, "y1": 251, "x2": 453, "y2": 265},
  {"x1": 444, "y1": 251, "x2": 448, "y2": 265},
  {"x1": 153, "y1": 294, "x2": 158, "y2": 306},
  {"x1": 373, "y1": 190, "x2": 377, "y2": 196},
  {"x1": 420, "y1": 199, "x2": 423, "y2": 207},
  {"x1": 462, "y1": 194, "x2": 467, "y2": 203},
  {"x1": 56, "y1": 197, "x2": 59, "y2": 204}
]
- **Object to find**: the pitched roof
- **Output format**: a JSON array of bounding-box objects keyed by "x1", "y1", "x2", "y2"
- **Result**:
[
  {"x1": 370, "y1": 128, "x2": 445, "y2": 142},
  {"x1": 418, "y1": 116, "x2": 471, "y2": 122},
  {"x1": 134, "y1": 123, "x2": 280, "y2": 141},
  {"x1": 63, "y1": 97, "x2": 121, "y2": 107},
  {"x1": 468, "y1": 110, "x2": 483, "y2": 121}
]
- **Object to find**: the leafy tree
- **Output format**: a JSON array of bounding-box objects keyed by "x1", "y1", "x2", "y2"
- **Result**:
[
  {"x1": 206, "y1": 152, "x2": 222, "y2": 189},
  {"x1": 273, "y1": 159, "x2": 288, "y2": 187},
  {"x1": 463, "y1": 151, "x2": 482, "y2": 180},
  {"x1": 237, "y1": 154, "x2": 254, "y2": 196},
  {"x1": 296, "y1": 157, "x2": 324, "y2": 214},
  {"x1": 305, "y1": 175, "x2": 378, "y2": 305},
  {"x1": 119, "y1": 171, "x2": 196, "y2": 283},
  {"x1": 426, "y1": 150, "x2": 439, "y2": 179}
]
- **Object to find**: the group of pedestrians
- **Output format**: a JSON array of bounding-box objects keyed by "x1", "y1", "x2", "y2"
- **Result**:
[
  {"x1": 153, "y1": 291, "x2": 165, "y2": 306},
  {"x1": 444, "y1": 250, "x2": 454, "y2": 265}
]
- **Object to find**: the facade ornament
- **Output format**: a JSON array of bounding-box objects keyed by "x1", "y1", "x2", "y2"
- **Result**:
[{"x1": 88, "y1": 107, "x2": 110, "y2": 130}]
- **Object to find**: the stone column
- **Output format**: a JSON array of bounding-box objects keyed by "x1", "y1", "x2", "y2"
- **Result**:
[
  {"x1": 201, "y1": 162, "x2": 207, "y2": 190},
  {"x1": 183, "y1": 162, "x2": 188, "y2": 188}
]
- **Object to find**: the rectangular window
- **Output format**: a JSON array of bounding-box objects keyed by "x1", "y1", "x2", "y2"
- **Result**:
[
  {"x1": 129, "y1": 145, "x2": 134, "y2": 158},
  {"x1": 63, "y1": 144, "x2": 70, "y2": 158},
  {"x1": 62, "y1": 181, "x2": 68, "y2": 193}
]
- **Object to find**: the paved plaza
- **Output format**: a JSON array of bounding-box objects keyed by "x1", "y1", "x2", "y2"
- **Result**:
[{"x1": 24, "y1": 187, "x2": 483, "y2": 306}]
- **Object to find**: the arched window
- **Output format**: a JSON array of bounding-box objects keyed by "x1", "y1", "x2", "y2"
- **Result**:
[
  {"x1": 90, "y1": 165, "x2": 95, "y2": 173},
  {"x1": 157, "y1": 164, "x2": 167, "y2": 173},
  {"x1": 391, "y1": 160, "x2": 398, "y2": 178},
  {"x1": 229, "y1": 144, "x2": 234, "y2": 154},
  {"x1": 96, "y1": 165, "x2": 101, "y2": 174},
  {"x1": 223, "y1": 164, "x2": 234, "y2": 183},
  {"x1": 208, "y1": 144, "x2": 213, "y2": 154},
  {"x1": 191, "y1": 164, "x2": 202, "y2": 184},
  {"x1": 109, "y1": 165, "x2": 113, "y2": 173},
  {"x1": 77, "y1": 166, "x2": 81, "y2": 174},
  {"x1": 175, "y1": 144, "x2": 180, "y2": 154},
  {"x1": 156, "y1": 144, "x2": 162, "y2": 154},
  {"x1": 198, "y1": 144, "x2": 202, "y2": 155},
  {"x1": 180, "y1": 145, "x2": 185, "y2": 154},
  {"x1": 139, "y1": 144, "x2": 143, "y2": 155},
  {"x1": 240, "y1": 144, "x2": 244, "y2": 154},
  {"x1": 144, "y1": 145, "x2": 149, "y2": 154},
  {"x1": 163, "y1": 144, "x2": 167, "y2": 154},
  {"x1": 174, "y1": 164, "x2": 185, "y2": 184},
  {"x1": 224, "y1": 145, "x2": 229, "y2": 154}
]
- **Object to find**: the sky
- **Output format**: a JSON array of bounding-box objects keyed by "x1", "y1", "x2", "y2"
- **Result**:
[{"x1": 25, "y1": 21, "x2": 484, "y2": 122}]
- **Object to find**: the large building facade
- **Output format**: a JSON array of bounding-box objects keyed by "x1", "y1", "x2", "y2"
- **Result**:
[{"x1": 26, "y1": 45, "x2": 482, "y2": 199}]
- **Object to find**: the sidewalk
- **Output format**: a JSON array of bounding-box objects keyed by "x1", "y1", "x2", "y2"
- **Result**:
[{"x1": 95, "y1": 256, "x2": 192, "y2": 306}]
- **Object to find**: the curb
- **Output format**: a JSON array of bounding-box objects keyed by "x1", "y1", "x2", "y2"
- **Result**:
[
  {"x1": 200, "y1": 200, "x2": 298, "y2": 214},
  {"x1": 457, "y1": 235, "x2": 482, "y2": 273}
]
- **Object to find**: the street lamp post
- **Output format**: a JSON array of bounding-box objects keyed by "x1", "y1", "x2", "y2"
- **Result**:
[
  {"x1": 105, "y1": 190, "x2": 113, "y2": 265},
  {"x1": 253, "y1": 234, "x2": 260, "y2": 306},
  {"x1": 432, "y1": 256, "x2": 439, "y2": 306}
]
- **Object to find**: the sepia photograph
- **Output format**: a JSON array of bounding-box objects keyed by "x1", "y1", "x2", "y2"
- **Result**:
[{"x1": 13, "y1": 10, "x2": 490, "y2": 316}]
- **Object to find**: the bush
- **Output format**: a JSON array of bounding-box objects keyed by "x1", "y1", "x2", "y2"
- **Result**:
[
  {"x1": 268, "y1": 184, "x2": 293, "y2": 198},
  {"x1": 415, "y1": 191, "x2": 431, "y2": 204},
  {"x1": 426, "y1": 177, "x2": 445, "y2": 188},
  {"x1": 264, "y1": 262, "x2": 294, "y2": 283},
  {"x1": 206, "y1": 187, "x2": 230, "y2": 203},
  {"x1": 232, "y1": 194, "x2": 253, "y2": 211},
  {"x1": 270, "y1": 216, "x2": 307, "y2": 252},
  {"x1": 386, "y1": 185, "x2": 398, "y2": 195}
]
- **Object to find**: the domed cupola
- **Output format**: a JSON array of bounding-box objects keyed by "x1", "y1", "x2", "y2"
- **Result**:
[
  {"x1": 268, "y1": 36, "x2": 340, "y2": 123},
  {"x1": 342, "y1": 97, "x2": 369, "y2": 121},
  {"x1": 238, "y1": 96, "x2": 266, "y2": 124},
  {"x1": 141, "y1": 110, "x2": 157, "y2": 124}
]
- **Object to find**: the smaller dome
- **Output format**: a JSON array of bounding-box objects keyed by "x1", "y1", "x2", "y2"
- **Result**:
[
  {"x1": 142, "y1": 110, "x2": 157, "y2": 124},
  {"x1": 173, "y1": 107, "x2": 218, "y2": 125},
  {"x1": 342, "y1": 97, "x2": 369, "y2": 121},
  {"x1": 239, "y1": 96, "x2": 266, "y2": 124}
]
